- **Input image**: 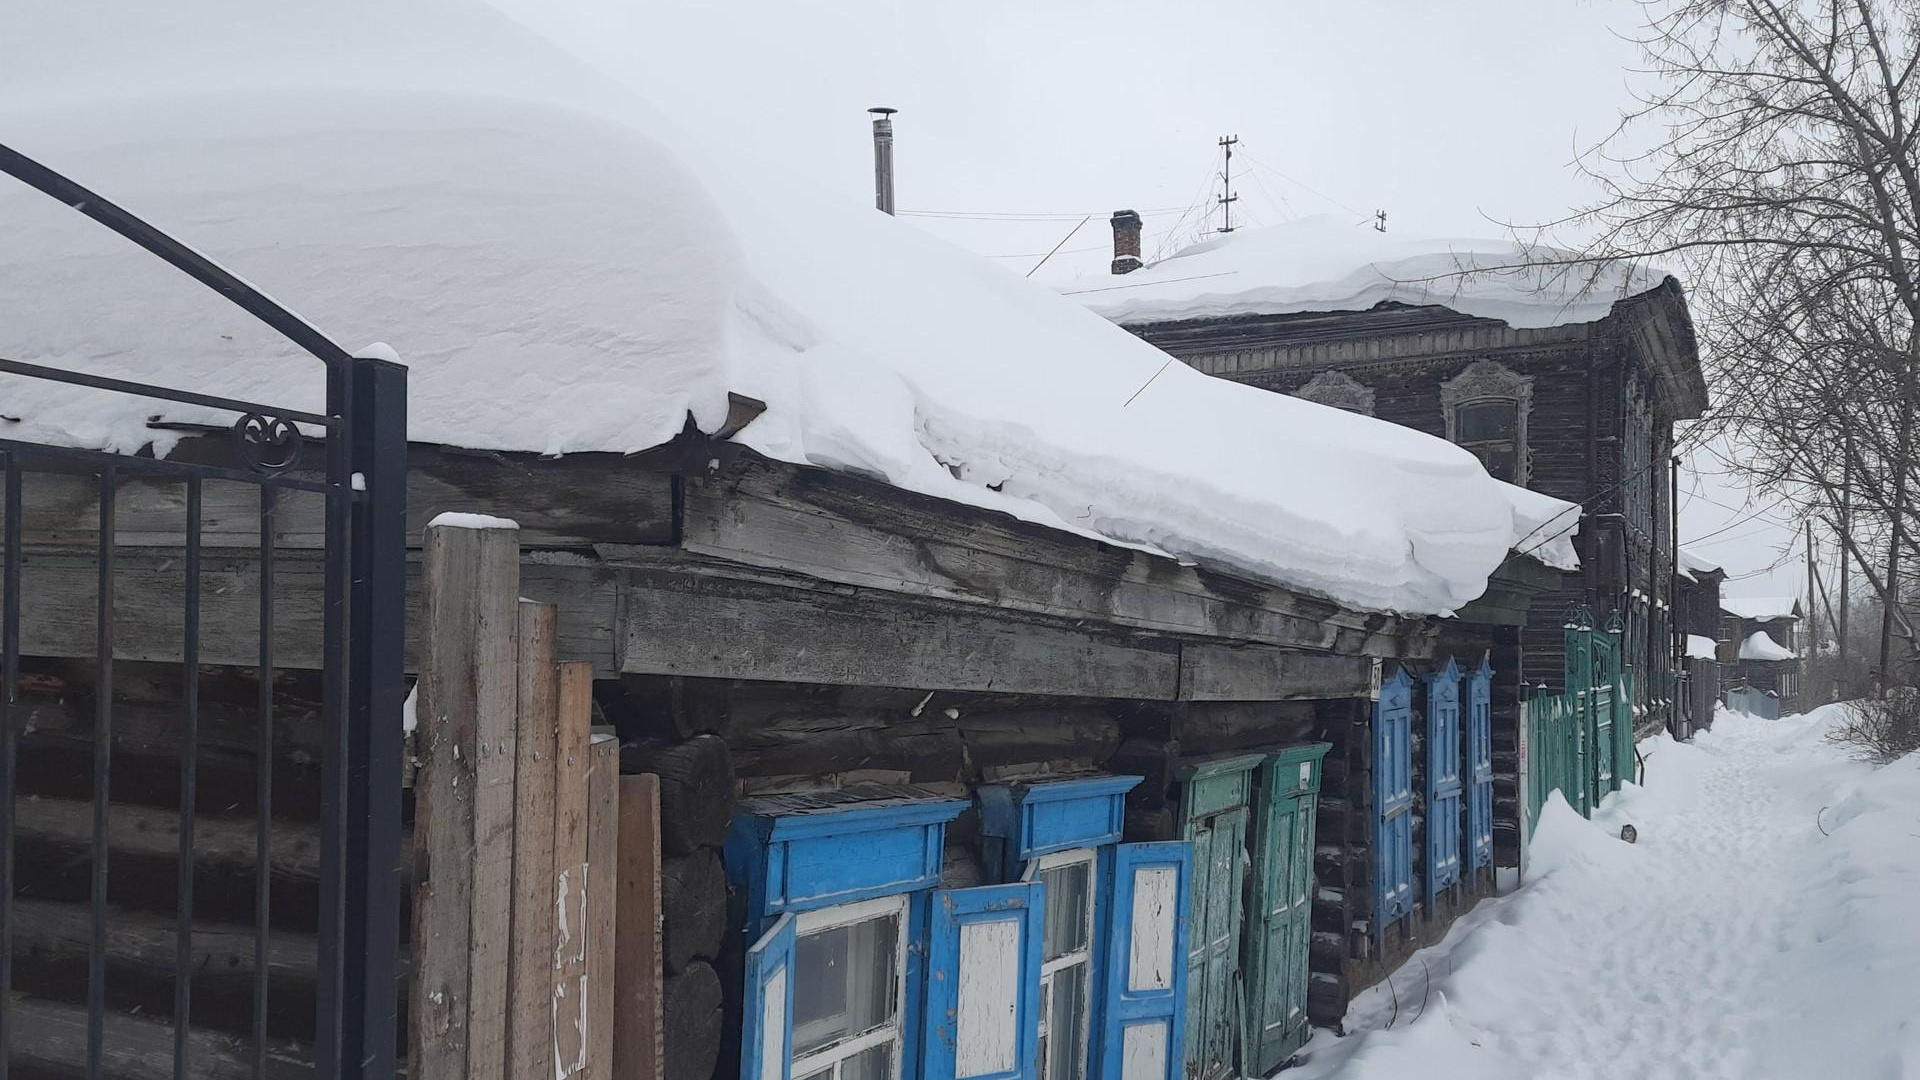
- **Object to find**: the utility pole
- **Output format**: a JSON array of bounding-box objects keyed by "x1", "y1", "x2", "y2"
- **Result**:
[
  {"x1": 1375, "y1": 209, "x2": 1388, "y2": 233},
  {"x1": 1216, "y1": 135, "x2": 1239, "y2": 234},
  {"x1": 1839, "y1": 438, "x2": 1851, "y2": 661},
  {"x1": 1806, "y1": 519, "x2": 1819, "y2": 661}
]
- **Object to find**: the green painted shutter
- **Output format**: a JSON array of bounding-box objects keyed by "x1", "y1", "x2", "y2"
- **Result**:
[
  {"x1": 1177, "y1": 755, "x2": 1262, "y2": 1080},
  {"x1": 1243, "y1": 744, "x2": 1330, "y2": 1076}
]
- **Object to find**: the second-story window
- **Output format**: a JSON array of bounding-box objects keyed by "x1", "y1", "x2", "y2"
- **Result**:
[{"x1": 1441, "y1": 360, "x2": 1533, "y2": 485}]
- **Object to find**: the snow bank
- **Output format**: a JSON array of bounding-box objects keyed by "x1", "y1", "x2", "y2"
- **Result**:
[
  {"x1": 1067, "y1": 214, "x2": 1673, "y2": 329},
  {"x1": 1685, "y1": 633, "x2": 1718, "y2": 660},
  {"x1": 0, "y1": 0, "x2": 1558, "y2": 616},
  {"x1": 1739, "y1": 630, "x2": 1796, "y2": 661}
]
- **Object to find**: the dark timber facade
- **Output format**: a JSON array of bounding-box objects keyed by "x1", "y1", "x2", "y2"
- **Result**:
[{"x1": 1110, "y1": 283, "x2": 1708, "y2": 737}]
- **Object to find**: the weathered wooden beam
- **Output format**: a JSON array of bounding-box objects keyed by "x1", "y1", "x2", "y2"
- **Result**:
[
  {"x1": 552, "y1": 661, "x2": 595, "y2": 1079},
  {"x1": 507, "y1": 602, "x2": 560, "y2": 1080},
  {"x1": 1178, "y1": 646, "x2": 1373, "y2": 701},
  {"x1": 7, "y1": 441, "x2": 674, "y2": 550},
  {"x1": 613, "y1": 774, "x2": 665, "y2": 1080},
  {"x1": 411, "y1": 519, "x2": 522, "y2": 1080},
  {"x1": 677, "y1": 454, "x2": 1425, "y2": 657},
  {"x1": 585, "y1": 734, "x2": 620, "y2": 1079}
]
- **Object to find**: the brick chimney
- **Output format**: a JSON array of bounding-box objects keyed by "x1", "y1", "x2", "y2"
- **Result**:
[{"x1": 1110, "y1": 209, "x2": 1142, "y2": 275}]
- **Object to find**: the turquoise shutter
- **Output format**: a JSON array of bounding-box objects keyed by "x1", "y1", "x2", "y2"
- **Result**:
[
  {"x1": 1244, "y1": 746, "x2": 1328, "y2": 1075},
  {"x1": 741, "y1": 913, "x2": 796, "y2": 1080},
  {"x1": 1425, "y1": 659, "x2": 1464, "y2": 909},
  {"x1": 1466, "y1": 658, "x2": 1495, "y2": 874},
  {"x1": 1373, "y1": 668, "x2": 1415, "y2": 933},
  {"x1": 1095, "y1": 842, "x2": 1191, "y2": 1080},
  {"x1": 923, "y1": 882, "x2": 1045, "y2": 1080}
]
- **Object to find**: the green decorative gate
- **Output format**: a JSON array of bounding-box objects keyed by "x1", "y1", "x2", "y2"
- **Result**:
[
  {"x1": 1179, "y1": 754, "x2": 1263, "y2": 1080},
  {"x1": 1243, "y1": 744, "x2": 1330, "y2": 1076},
  {"x1": 1525, "y1": 606, "x2": 1633, "y2": 829}
]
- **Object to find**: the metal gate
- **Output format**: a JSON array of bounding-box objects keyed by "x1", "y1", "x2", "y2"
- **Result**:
[{"x1": 0, "y1": 145, "x2": 406, "y2": 1078}]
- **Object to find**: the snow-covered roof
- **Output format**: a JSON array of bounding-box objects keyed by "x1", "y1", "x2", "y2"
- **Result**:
[
  {"x1": 1739, "y1": 630, "x2": 1797, "y2": 662},
  {"x1": 1677, "y1": 547, "x2": 1723, "y2": 582},
  {"x1": 1500, "y1": 481, "x2": 1581, "y2": 572},
  {"x1": 1723, "y1": 596, "x2": 1800, "y2": 622},
  {"x1": 1685, "y1": 634, "x2": 1719, "y2": 661},
  {"x1": 1066, "y1": 214, "x2": 1674, "y2": 329},
  {"x1": 0, "y1": 0, "x2": 1564, "y2": 618}
]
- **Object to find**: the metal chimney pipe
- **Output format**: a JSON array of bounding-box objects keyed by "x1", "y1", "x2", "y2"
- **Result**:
[{"x1": 869, "y1": 107, "x2": 897, "y2": 215}]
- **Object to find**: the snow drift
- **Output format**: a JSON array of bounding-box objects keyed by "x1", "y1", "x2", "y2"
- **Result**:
[
  {"x1": 0, "y1": 0, "x2": 1571, "y2": 615},
  {"x1": 1067, "y1": 213, "x2": 1673, "y2": 329},
  {"x1": 1739, "y1": 630, "x2": 1796, "y2": 661}
]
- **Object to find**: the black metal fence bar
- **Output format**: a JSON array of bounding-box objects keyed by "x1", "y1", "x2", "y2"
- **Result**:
[
  {"x1": 0, "y1": 357, "x2": 333, "y2": 429},
  {"x1": 0, "y1": 438, "x2": 333, "y2": 495},
  {"x1": 173, "y1": 476, "x2": 202, "y2": 1079},
  {"x1": 1, "y1": 452, "x2": 19, "y2": 1080},
  {"x1": 88, "y1": 465, "x2": 116, "y2": 1080},
  {"x1": 254, "y1": 486, "x2": 276, "y2": 1080}
]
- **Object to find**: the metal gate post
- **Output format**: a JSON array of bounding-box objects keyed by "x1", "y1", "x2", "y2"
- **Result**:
[{"x1": 316, "y1": 355, "x2": 408, "y2": 1079}]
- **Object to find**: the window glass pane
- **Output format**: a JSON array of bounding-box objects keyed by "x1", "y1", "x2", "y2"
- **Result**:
[
  {"x1": 1456, "y1": 401, "x2": 1517, "y2": 442},
  {"x1": 1039, "y1": 860, "x2": 1091, "y2": 961},
  {"x1": 797, "y1": 1070, "x2": 831, "y2": 1080},
  {"x1": 840, "y1": 1043, "x2": 896, "y2": 1080},
  {"x1": 793, "y1": 912, "x2": 900, "y2": 1058},
  {"x1": 1476, "y1": 445, "x2": 1518, "y2": 483},
  {"x1": 1044, "y1": 962, "x2": 1089, "y2": 1080}
]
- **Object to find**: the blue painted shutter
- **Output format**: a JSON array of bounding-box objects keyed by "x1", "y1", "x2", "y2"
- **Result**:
[
  {"x1": 1425, "y1": 660, "x2": 1464, "y2": 909},
  {"x1": 923, "y1": 882, "x2": 1045, "y2": 1080},
  {"x1": 1373, "y1": 668, "x2": 1414, "y2": 933},
  {"x1": 1466, "y1": 658, "x2": 1495, "y2": 873},
  {"x1": 1095, "y1": 842, "x2": 1191, "y2": 1080},
  {"x1": 741, "y1": 913, "x2": 796, "y2": 1080}
]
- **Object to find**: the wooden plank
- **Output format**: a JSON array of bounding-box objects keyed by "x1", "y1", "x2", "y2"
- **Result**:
[
  {"x1": 411, "y1": 520, "x2": 522, "y2": 1080},
  {"x1": 8, "y1": 995, "x2": 311, "y2": 1080},
  {"x1": 585, "y1": 733, "x2": 621, "y2": 1078},
  {"x1": 13, "y1": 548, "x2": 620, "y2": 676},
  {"x1": 677, "y1": 456, "x2": 1426, "y2": 656},
  {"x1": 618, "y1": 567, "x2": 1182, "y2": 698},
  {"x1": 9, "y1": 442, "x2": 676, "y2": 550},
  {"x1": 1178, "y1": 647, "x2": 1374, "y2": 701},
  {"x1": 613, "y1": 774, "x2": 664, "y2": 1080},
  {"x1": 552, "y1": 661, "x2": 596, "y2": 1080},
  {"x1": 507, "y1": 602, "x2": 560, "y2": 1080}
]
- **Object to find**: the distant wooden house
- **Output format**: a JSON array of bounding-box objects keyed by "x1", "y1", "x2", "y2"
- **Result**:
[
  {"x1": 1675, "y1": 549, "x2": 1727, "y2": 736},
  {"x1": 1722, "y1": 596, "x2": 1804, "y2": 713},
  {"x1": 1076, "y1": 214, "x2": 1708, "y2": 739}
]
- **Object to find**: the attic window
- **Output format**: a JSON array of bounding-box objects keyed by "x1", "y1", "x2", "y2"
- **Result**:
[{"x1": 1442, "y1": 360, "x2": 1533, "y2": 485}]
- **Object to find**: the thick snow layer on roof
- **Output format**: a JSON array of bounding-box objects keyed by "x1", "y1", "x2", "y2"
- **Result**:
[
  {"x1": 1723, "y1": 596, "x2": 1799, "y2": 622},
  {"x1": 1739, "y1": 630, "x2": 1797, "y2": 662},
  {"x1": 1685, "y1": 634, "x2": 1720, "y2": 661},
  {"x1": 0, "y1": 0, "x2": 1550, "y2": 617},
  {"x1": 1068, "y1": 214, "x2": 1673, "y2": 329},
  {"x1": 1499, "y1": 482, "x2": 1580, "y2": 572},
  {"x1": 1677, "y1": 546, "x2": 1723, "y2": 582}
]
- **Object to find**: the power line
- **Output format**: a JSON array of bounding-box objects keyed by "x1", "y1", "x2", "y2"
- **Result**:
[{"x1": 898, "y1": 205, "x2": 1189, "y2": 222}]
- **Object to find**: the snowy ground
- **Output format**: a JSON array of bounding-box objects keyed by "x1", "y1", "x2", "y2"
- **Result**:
[{"x1": 1284, "y1": 705, "x2": 1920, "y2": 1080}]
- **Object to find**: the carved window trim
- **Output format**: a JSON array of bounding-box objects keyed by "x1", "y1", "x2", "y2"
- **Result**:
[
  {"x1": 1291, "y1": 370, "x2": 1376, "y2": 416},
  {"x1": 1441, "y1": 359, "x2": 1533, "y2": 485}
]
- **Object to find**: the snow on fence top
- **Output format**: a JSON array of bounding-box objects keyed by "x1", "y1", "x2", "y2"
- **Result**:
[
  {"x1": 1068, "y1": 213, "x2": 1672, "y2": 329},
  {"x1": 1739, "y1": 631, "x2": 1797, "y2": 662},
  {"x1": 1723, "y1": 596, "x2": 1800, "y2": 622},
  {"x1": 0, "y1": 0, "x2": 1575, "y2": 617}
]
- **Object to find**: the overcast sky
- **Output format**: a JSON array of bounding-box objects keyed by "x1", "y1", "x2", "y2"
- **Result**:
[{"x1": 492, "y1": 0, "x2": 1817, "y2": 602}]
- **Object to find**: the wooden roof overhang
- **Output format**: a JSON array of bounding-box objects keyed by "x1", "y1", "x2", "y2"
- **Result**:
[{"x1": 12, "y1": 428, "x2": 1439, "y2": 702}]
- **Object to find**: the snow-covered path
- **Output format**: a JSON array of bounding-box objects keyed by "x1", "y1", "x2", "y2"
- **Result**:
[{"x1": 1287, "y1": 707, "x2": 1920, "y2": 1080}]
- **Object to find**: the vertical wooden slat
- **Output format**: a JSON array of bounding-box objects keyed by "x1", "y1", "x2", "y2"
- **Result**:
[
  {"x1": 613, "y1": 774, "x2": 663, "y2": 1080},
  {"x1": 411, "y1": 520, "x2": 520, "y2": 1080},
  {"x1": 551, "y1": 662, "x2": 594, "y2": 1079},
  {"x1": 584, "y1": 734, "x2": 620, "y2": 1078},
  {"x1": 507, "y1": 602, "x2": 559, "y2": 1080}
]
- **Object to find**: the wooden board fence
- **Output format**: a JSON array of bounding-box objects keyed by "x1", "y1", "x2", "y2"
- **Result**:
[{"x1": 411, "y1": 519, "x2": 662, "y2": 1080}]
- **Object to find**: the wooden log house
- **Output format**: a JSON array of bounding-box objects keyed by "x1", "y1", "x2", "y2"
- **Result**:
[
  {"x1": 1675, "y1": 549, "x2": 1727, "y2": 736},
  {"x1": 1721, "y1": 596, "x2": 1804, "y2": 712},
  {"x1": 2, "y1": 19, "x2": 1581, "y2": 1076}
]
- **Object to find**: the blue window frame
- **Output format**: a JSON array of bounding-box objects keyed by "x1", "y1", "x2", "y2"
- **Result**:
[
  {"x1": 1425, "y1": 659, "x2": 1464, "y2": 909},
  {"x1": 1373, "y1": 668, "x2": 1415, "y2": 934},
  {"x1": 1465, "y1": 657, "x2": 1495, "y2": 874}
]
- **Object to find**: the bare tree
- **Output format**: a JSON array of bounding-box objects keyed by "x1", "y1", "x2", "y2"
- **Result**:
[{"x1": 1550, "y1": 0, "x2": 1920, "y2": 684}]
